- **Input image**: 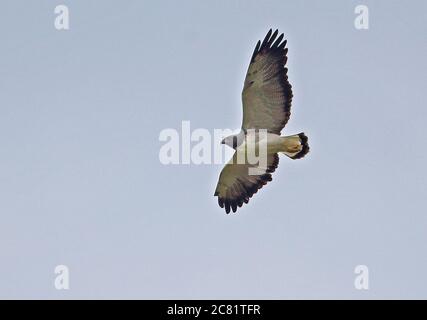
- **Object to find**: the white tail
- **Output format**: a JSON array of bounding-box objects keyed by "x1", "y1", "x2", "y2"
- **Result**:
[{"x1": 281, "y1": 133, "x2": 310, "y2": 159}]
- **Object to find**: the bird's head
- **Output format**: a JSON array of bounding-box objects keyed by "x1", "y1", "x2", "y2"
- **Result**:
[{"x1": 221, "y1": 134, "x2": 240, "y2": 149}]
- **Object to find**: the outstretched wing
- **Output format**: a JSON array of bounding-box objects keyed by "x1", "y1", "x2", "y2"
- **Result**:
[
  {"x1": 242, "y1": 29, "x2": 293, "y2": 134},
  {"x1": 214, "y1": 153, "x2": 279, "y2": 214}
]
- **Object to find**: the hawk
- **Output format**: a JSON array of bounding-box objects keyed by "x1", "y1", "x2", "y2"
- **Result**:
[{"x1": 214, "y1": 29, "x2": 310, "y2": 214}]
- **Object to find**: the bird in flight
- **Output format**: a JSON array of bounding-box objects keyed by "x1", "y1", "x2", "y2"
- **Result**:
[{"x1": 214, "y1": 29, "x2": 309, "y2": 214}]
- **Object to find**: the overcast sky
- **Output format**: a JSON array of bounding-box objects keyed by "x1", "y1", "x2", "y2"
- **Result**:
[{"x1": 1, "y1": 0, "x2": 426, "y2": 299}]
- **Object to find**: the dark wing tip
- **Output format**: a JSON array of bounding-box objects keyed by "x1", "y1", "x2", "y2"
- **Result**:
[
  {"x1": 225, "y1": 202, "x2": 231, "y2": 214},
  {"x1": 217, "y1": 197, "x2": 224, "y2": 208},
  {"x1": 231, "y1": 202, "x2": 237, "y2": 213},
  {"x1": 278, "y1": 39, "x2": 287, "y2": 50},
  {"x1": 266, "y1": 29, "x2": 279, "y2": 48},
  {"x1": 271, "y1": 33, "x2": 284, "y2": 49},
  {"x1": 251, "y1": 30, "x2": 289, "y2": 64},
  {"x1": 250, "y1": 40, "x2": 261, "y2": 63},
  {"x1": 260, "y1": 29, "x2": 273, "y2": 51}
]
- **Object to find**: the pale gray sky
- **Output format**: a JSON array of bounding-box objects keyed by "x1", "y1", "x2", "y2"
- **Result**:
[{"x1": 0, "y1": 0, "x2": 426, "y2": 299}]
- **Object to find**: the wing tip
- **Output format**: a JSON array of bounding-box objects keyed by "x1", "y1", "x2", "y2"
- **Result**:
[
  {"x1": 251, "y1": 29, "x2": 289, "y2": 63},
  {"x1": 215, "y1": 165, "x2": 278, "y2": 215},
  {"x1": 250, "y1": 40, "x2": 261, "y2": 63}
]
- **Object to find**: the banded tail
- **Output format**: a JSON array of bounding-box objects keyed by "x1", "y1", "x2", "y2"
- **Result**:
[{"x1": 281, "y1": 133, "x2": 310, "y2": 159}]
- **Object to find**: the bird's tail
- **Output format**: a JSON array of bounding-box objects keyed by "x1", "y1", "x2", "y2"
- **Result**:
[{"x1": 281, "y1": 133, "x2": 310, "y2": 159}]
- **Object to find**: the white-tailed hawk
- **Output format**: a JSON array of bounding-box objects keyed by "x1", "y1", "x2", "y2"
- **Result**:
[{"x1": 214, "y1": 29, "x2": 310, "y2": 214}]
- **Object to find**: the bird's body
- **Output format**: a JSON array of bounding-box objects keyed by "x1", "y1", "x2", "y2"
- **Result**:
[
  {"x1": 224, "y1": 130, "x2": 303, "y2": 156},
  {"x1": 214, "y1": 29, "x2": 310, "y2": 214}
]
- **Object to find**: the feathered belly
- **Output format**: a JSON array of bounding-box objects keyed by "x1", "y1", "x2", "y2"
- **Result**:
[{"x1": 236, "y1": 132, "x2": 283, "y2": 155}]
